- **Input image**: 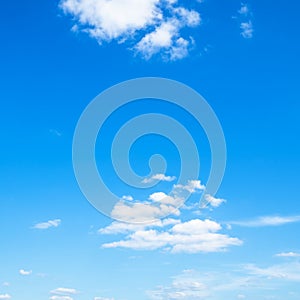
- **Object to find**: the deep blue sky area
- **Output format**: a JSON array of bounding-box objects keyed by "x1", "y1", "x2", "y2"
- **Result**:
[{"x1": 0, "y1": 1, "x2": 300, "y2": 299}]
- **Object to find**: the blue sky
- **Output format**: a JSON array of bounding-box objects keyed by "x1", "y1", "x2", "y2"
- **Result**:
[{"x1": 0, "y1": 0, "x2": 300, "y2": 299}]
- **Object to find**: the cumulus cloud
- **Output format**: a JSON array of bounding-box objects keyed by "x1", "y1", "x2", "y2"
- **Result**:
[
  {"x1": 0, "y1": 295, "x2": 11, "y2": 300},
  {"x1": 33, "y1": 219, "x2": 61, "y2": 230},
  {"x1": 19, "y1": 269, "x2": 32, "y2": 276},
  {"x1": 230, "y1": 215, "x2": 300, "y2": 227},
  {"x1": 60, "y1": 0, "x2": 201, "y2": 60},
  {"x1": 102, "y1": 218, "x2": 242, "y2": 253},
  {"x1": 142, "y1": 173, "x2": 176, "y2": 184}
]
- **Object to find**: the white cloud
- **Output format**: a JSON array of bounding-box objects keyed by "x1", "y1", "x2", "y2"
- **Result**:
[
  {"x1": 111, "y1": 199, "x2": 181, "y2": 223},
  {"x1": 121, "y1": 195, "x2": 133, "y2": 201},
  {"x1": 60, "y1": 0, "x2": 201, "y2": 60},
  {"x1": 204, "y1": 194, "x2": 226, "y2": 208},
  {"x1": 33, "y1": 219, "x2": 61, "y2": 230},
  {"x1": 102, "y1": 218, "x2": 242, "y2": 253},
  {"x1": 276, "y1": 252, "x2": 300, "y2": 258},
  {"x1": 174, "y1": 180, "x2": 205, "y2": 193},
  {"x1": 240, "y1": 21, "x2": 253, "y2": 39},
  {"x1": 142, "y1": 173, "x2": 176, "y2": 183},
  {"x1": 238, "y1": 3, "x2": 249, "y2": 16},
  {"x1": 50, "y1": 288, "x2": 79, "y2": 296},
  {"x1": 0, "y1": 295, "x2": 11, "y2": 300},
  {"x1": 94, "y1": 297, "x2": 115, "y2": 300},
  {"x1": 19, "y1": 269, "x2": 32, "y2": 276},
  {"x1": 50, "y1": 297, "x2": 73, "y2": 300},
  {"x1": 230, "y1": 215, "x2": 300, "y2": 227},
  {"x1": 99, "y1": 218, "x2": 180, "y2": 234}
]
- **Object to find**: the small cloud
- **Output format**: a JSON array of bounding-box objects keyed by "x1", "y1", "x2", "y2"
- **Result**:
[
  {"x1": 0, "y1": 294, "x2": 11, "y2": 300},
  {"x1": 49, "y1": 129, "x2": 62, "y2": 137},
  {"x1": 19, "y1": 269, "x2": 32, "y2": 276},
  {"x1": 240, "y1": 21, "x2": 253, "y2": 39},
  {"x1": 2, "y1": 282, "x2": 9, "y2": 287},
  {"x1": 33, "y1": 219, "x2": 61, "y2": 230},
  {"x1": 174, "y1": 180, "x2": 205, "y2": 193},
  {"x1": 237, "y1": 295, "x2": 246, "y2": 299},
  {"x1": 49, "y1": 296, "x2": 73, "y2": 300},
  {"x1": 238, "y1": 3, "x2": 249, "y2": 15},
  {"x1": 203, "y1": 194, "x2": 226, "y2": 208},
  {"x1": 142, "y1": 173, "x2": 176, "y2": 184},
  {"x1": 121, "y1": 195, "x2": 133, "y2": 201},
  {"x1": 94, "y1": 297, "x2": 115, "y2": 300},
  {"x1": 50, "y1": 287, "x2": 79, "y2": 300},
  {"x1": 276, "y1": 252, "x2": 300, "y2": 258}
]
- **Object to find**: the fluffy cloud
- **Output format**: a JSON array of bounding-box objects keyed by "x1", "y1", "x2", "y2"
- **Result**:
[
  {"x1": 19, "y1": 269, "x2": 32, "y2": 276},
  {"x1": 230, "y1": 215, "x2": 300, "y2": 227},
  {"x1": 60, "y1": 0, "x2": 201, "y2": 60},
  {"x1": 142, "y1": 173, "x2": 176, "y2": 184},
  {"x1": 102, "y1": 218, "x2": 242, "y2": 253},
  {"x1": 0, "y1": 295, "x2": 11, "y2": 300},
  {"x1": 33, "y1": 219, "x2": 61, "y2": 230}
]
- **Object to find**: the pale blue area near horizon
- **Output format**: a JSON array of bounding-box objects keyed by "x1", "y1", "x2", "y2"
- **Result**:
[{"x1": 0, "y1": 0, "x2": 300, "y2": 299}]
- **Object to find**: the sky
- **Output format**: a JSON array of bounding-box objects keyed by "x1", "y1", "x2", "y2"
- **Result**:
[{"x1": 0, "y1": 0, "x2": 300, "y2": 299}]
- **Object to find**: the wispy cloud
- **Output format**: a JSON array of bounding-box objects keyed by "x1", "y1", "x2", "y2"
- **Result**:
[
  {"x1": 230, "y1": 215, "x2": 300, "y2": 227},
  {"x1": 33, "y1": 219, "x2": 61, "y2": 230},
  {"x1": 50, "y1": 288, "x2": 79, "y2": 300},
  {"x1": 0, "y1": 295, "x2": 11, "y2": 300},
  {"x1": 60, "y1": 0, "x2": 201, "y2": 60},
  {"x1": 19, "y1": 269, "x2": 32, "y2": 276},
  {"x1": 142, "y1": 173, "x2": 176, "y2": 184},
  {"x1": 275, "y1": 252, "x2": 300, "y2": 258}
]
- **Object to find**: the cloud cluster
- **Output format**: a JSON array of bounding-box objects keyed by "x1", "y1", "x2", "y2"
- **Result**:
[
  {"x1": 110, "y1": 180, "x2": 205, "y2": 222},
  {"x1": 100, "y1": 218, "x2": 242, "y2": 253},
  {"x1": 238, "y1": 3, "x2": 254, "y2": 38},
  {"x1": 60, "y1": 0, "x2": 201, "y2": 60}
]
